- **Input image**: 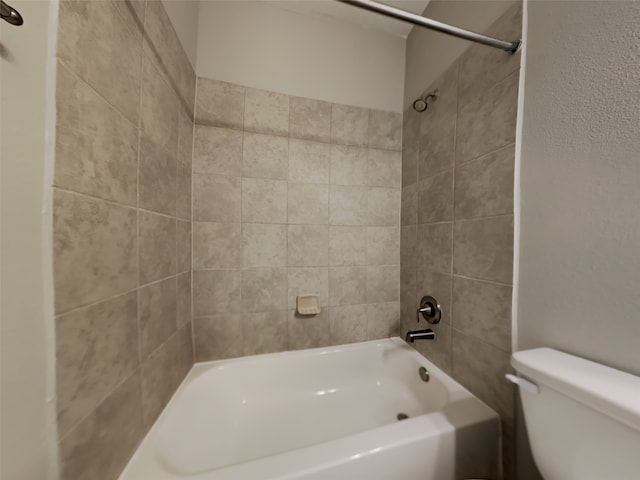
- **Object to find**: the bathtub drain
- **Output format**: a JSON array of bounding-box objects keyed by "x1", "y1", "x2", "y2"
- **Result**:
[{"x1": 397, "y1": 413, "x2": 409, "y2": 421}]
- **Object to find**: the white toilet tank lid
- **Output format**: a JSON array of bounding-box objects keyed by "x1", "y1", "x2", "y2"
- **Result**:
[{"x1": 512, "y1": 348, "x2": 640, "y2": 433}]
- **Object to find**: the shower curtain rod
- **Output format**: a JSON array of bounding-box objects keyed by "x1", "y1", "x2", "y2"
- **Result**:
[{"x1": 337, "y1": 0, "x2": 522, "y2": 54}]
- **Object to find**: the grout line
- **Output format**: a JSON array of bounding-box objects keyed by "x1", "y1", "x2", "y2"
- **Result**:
[
  {"x1": 56, "y1": 58, "x2": 139, "y2": 131},
  {"x1": 455, "y1": 141, "x2": 516, "y2": 169},
  {"x1": 57, "y1": 366, "x2": 143, "y2": 444},
  {"x1": 452, "y1": 273, "x2": 514, "y2": 287}
]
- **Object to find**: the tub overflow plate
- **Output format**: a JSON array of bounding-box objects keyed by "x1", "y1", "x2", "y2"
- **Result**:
[{"x1": 419, "y1": 366, "x2": 430, "y2": 382}]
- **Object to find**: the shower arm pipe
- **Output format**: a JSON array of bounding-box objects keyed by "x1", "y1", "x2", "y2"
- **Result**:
[{"x1": 337, "y1": 0, "x2": 521, "y2": 54}]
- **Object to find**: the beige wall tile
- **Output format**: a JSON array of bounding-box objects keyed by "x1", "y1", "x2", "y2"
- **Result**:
[
  {"x1": 329, "y1": 226, "x2": 367, "y2": 266},
  {"x1": 57, "y1": 0, "x2": 142, "y2": 125},
  {"x1": 288, "y1": 310, "x2": 330, "y2": 350},
  {"x1": 177, "y1": 109, "x2": 193, "y2": 220},
  {"x1": 243, "y1": 132, "x2": 289, "y2": 180},
  {"x1": 288, "y1": 139, "x2": 330, "y2": 184},
  {"x1": 456, "y1": 72, "x2": 519, "y2": 164},
  {"x1": 367, "y1": 149, "x2": 402, "y2": 188},
  {"x1": 241, "y1": 268, "x2": 287, "y2": 313},
  {"x1": 177, "y1": 220, "x2": 192, "y2": 274},
  {"x1": 141, "y1": 334, "x2": 181, "y2": 428},
  {"x1": 242, "y1": 178, "x2": 287, "y2": 224},
  {"x1": 416, "y1": 270, "x2": 453, "y2": 325},
  {"x1": 368, "y1": 187, "x2": 401, "y2": 226},
  {"x1": 55, "y1": 63, "x2": 138, "y2": 206},
  {"x1": 193, "y1": 174, "x2": 241, "y2": 222},
  {"x1": 368, "y1": 110, "x2": 402, "y2": 151},
  {"x1": 193, "y1": 125, "x2": 243, "y2": 176},
  {"x1": 418, "y1": 62, "x2": 458, "y2": 179},
  {"x1": 59, "y1": 373, "x2": 143, "y2": 480},
  {"x1": 242, "y1": 224, "x2": 287, "y2": 268},
  {"x1": 194, "y1": 314, "x2": 243, "y2": 361},
  {"x1": 288, "y1": 183, "x2": 329, "y2": 225},
  {"x1": 400, "y1": 225, "x2": 417, "y2": 267},
  {"x1": 331, "y1": 104, "x2": 368, "y2": 147},
  {"x1": 178, "y1": 50, "x2": 197, "y2": 118},
  {"x1": 177, "y1": 165, "x2": 192, "y2": 221},
  {"x1": 329, "y1": 185, "x2": 368, "y2": 226},
  {"x1": 400, "y1": 265, "x2": 417, "y2": 328},
  {"x1": 176, "y1": 272, "x2": 192, "y2": 328},
  {"x1": 55, "y1": 2, "x2": 195, "y2": 476},
  {"x1": 54, "y1": 190, "x2": 137, "y2": 313},
  {"x1": 366, "y1": 302, "x2": 400, "y2": 340},
  {"x1": 243, "y1": 311, "x2": 289, "y2": 355},
  {"x1": 287, "y1": 267, "x2": 329, "y2": 309},
  {"x1": 195, "y1": 77, "x2": 245, "y2": 129},
  {"x1": 453, "y1": 215, "x2": 514, "y2": 283},
  {"x1": 401, "y1": 183, "x2": 418, "y2": 226},
  {"x1": 330, "y1": 145, "x2": 367, "y2": 186},
  {"x1": 366, "y1": 266, "x2": 400, "y2": 303},
  {"x1": 366, "y1": 226, "x2": 400, "y2": 265},
  {"x1": 413, "y1": 322, "x2": 452, "y2": 374},
  {"x1": 418, "y1": 169, "x2": 454, "y2": 224},
  {"x1": 416, "y1": 222, "x2": 453, "y2": 274},
  {"x1": 244, "y1": 87, "x2": 289, "y2": 136},
  {"x1": 193, "y1": 269, "x2": 241, "y2": 316},
  {"x1": 55, "y1": 292, "x2": 138, "y2": 438},
  {"x1": 402, "y1": 107, "x2": 420, "y2": 187},
  {"x1": 458, "y1": 3, "x2": 522, "y2": 105},
  {"x1": 139, "y1": 277, "x2": 177, "y2": 357},
  {"x1": 142, "y1": 0, "x2": 186, "y2": 101},
  {"x1": 329, "y1": 305, "x2": 367, "y2": 345},
  {"x1": 139, "y1": 135, "x2": 177, "y2": 216},
  {"x1": 454, "y1": 144, "x2": 514, "y2": 220},
  {"x1": 193, "y1": 222, "x2": 241, "y2": 269},
  {"x1": 140, "y1": 54, "x2": 179, "y2": 155},
  {"x1": 452, "y1": 330, "x2": 514, "y2": 422},
  {"x1": 453, "y1": 276, "x2": 512, "y2": 353},
  {"x1": 289, "y1": 96, "x2": 331, "y2": 143},
  {"x1": 139, "y1": 211, "x2": 176, "y2": 285},
  {"x1": 328, "y1": 266, "x2": 367, "y2": 306},
  {"x1": 287, "y1": 225, "x2": 329, "y2": 267},
  {"x1": 176, "y1": 323, "x2": 194, "y2": 377}
]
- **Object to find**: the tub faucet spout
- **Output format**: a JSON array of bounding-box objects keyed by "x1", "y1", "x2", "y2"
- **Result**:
[{"x1": 405, "y1": 328, "x2": 436, "y2": 343}]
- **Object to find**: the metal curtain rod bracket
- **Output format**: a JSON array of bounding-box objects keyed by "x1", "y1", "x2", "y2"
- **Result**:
[
  {"x1": 1, "y1": 0, "x2": 23, "y2": 26},
  {"x1": 337, "y1": 0, "x2": 521, "y2": 54}
]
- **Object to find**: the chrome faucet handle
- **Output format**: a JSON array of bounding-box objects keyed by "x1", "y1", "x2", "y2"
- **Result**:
[{"x1": 416, "y1": 295, "x2": 442, "y2": 324}]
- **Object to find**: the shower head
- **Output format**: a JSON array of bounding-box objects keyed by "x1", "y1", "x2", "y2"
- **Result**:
[{"x1": 412, "y1": 90, "x2": 439, "y2": 112}]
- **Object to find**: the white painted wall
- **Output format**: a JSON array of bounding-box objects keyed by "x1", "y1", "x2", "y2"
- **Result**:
[
  {"x1": 404, "y1": 0, "x2": 516, "y2": 110},
  {"x1": 1, "y1": 1, "x2": 59, "y2": 478},
  {"x1": 195, "y1": 0, "x2": 406, "y2": 112},
  {"x1": 516, "y1": 0, "x2": 640, "y2": 376},
  {"x1": 162, "y1": 0, "x2": 199, "y2": 68}
]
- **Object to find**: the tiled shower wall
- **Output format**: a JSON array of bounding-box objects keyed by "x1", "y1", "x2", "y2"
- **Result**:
[
  {"x1": 192, "y1": 79, "x2": 402, "y2": 360},
  {"x1": 52, "y1": 1, "x2": 194, "y2": 478},
  {"x1": 400, "y1": 4, "x2": 521, "y2": 477}
]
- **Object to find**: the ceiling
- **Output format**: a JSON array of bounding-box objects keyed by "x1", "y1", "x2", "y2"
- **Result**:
[{"x1": 265, "y1": 0, "x2": 431, "y2": 38}]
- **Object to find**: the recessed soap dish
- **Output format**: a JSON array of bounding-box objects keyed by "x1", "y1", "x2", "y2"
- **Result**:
[{"x1": 296, "y1": 295, "x2": 321, "y2": 315}]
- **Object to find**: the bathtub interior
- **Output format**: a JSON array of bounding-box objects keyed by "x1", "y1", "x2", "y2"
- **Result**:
[
  {"x1": 149, "y1": 339, "x2": 474, "y2": 475},
  {"x1": 120, "y1": 338, "x2": 500, "y2": 479}
]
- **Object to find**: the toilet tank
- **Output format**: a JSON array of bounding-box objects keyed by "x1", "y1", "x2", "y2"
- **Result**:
[{"x1": 511, "y1": 348, "x2": 640, "y2": 480}]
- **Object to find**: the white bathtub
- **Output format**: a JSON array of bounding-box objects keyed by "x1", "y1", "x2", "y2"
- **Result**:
[{"x1": 120, "y1": 338, "x2": 501, "y2": 480}]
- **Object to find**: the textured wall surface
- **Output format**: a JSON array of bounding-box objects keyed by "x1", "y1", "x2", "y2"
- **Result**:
[
  {"x1": 517, "y1": 1, "x2": 640, "y2": 375},
  {"x1": 192, "y1": 78, "x2": 402, "y2": 360},
  {"x1": 400, "y1": 4, "x2": 521, "y2": 478},
  {"x1": 52, "y1": 1, "x2": 195, "y2": 478}
]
